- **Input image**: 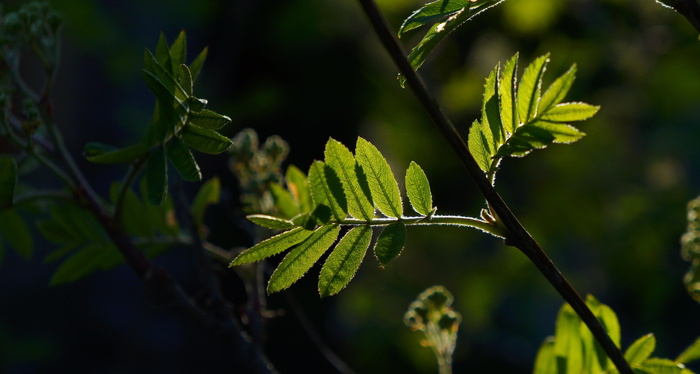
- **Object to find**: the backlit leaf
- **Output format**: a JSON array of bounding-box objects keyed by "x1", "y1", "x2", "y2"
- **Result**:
[
  {"x1": 49, "y1": 243, "x2": 121, "y2": 286},
  {"x1": 482, "y1": 63, "x2": 504, "y2": 148},
  {"x1": 405, "y1": 161, "x2": 432, "y2": 215},
  {"x1": 677, "y1": 337, "x2": 700, "y2": 364},
  {"x1": 374, "y1": 221, "x2": 406, "y2": 266},
  {"x1": 499, "y1": 53, "x2": 519, "y2": 134},
  {"x1": 468, "y1": 120, "x2": 492, "y2": 172},
  {"x1": 532, "y1": 338, "x2": 556, "y2": 374},
  {"x1": 188, "y1": 109, "x2": 231, "y2": 130},
  {"x1": 625, "y1": 334, "x2": 656, "y2": 365},
  {"x1": 166, "y1": 137, "x2": 201, "y2": 182},
  {"x1": 319, "y1": 226, "x2": 372, "y2": 297},
  {"x1": 247, "y1": 214, "x2": 296, "y2": 230},
  {"x1": 230, "y1": 227, "x2": 314, "y2": 266},
  {"x1": 539, "y1": 102, "x2": 600, "y2": 123},
  {"x1": 270, "y1": 183, "x2": 300, "y2": 219},
  {"x1": 308, "y1": 161, "x2": 347, "y2": 221},
  {"x1": 398, "y1": 0, "x2": 466, "y2": 35},
  {"x1": 267, "y1": 224, "x2": 340, "y2": 293},
  {"x1": 286, "y1": 165, "x2": 312, "y2": 213},
  {"x1": 180, "y1": 125, "x2": 232, "y2": 154},
  {"x1": 539, "y1": 64, "x2": 576, "y2": 113},
  {"x1": 517, "y1": 54, "x2": 549, "y2": 122},
  {"x1": 640, "y1": 358, "x2": 686, "y2": 374},
  {"x1": 355, "y1": 137, "x2": 402, "y2": 218},
  {"x1": 325, "y1": 138, "x2": 374, "y2": 221},
  {"x1": 0, "y1": 156, "x2": 17, "y2": 207},
  {"x1": 554, "y1": 303, "x2": 583, "y2": 373},
  {"x1": 146, "y1": 145, "x2": 168, "y2": 206}
]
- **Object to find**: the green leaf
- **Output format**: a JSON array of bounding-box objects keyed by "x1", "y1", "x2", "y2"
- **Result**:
[
  {"x1": 553, "y1": 303, "x2": 583, "y2": 373},
  {"x1": 539, "y1": 64, "x2": 577, "y2": 113},
  {"x1": 318, "y1": 225, "x2": 372, "y2": 297},
  {"x1": 189, "y1": 47, "x2": 208, "y2": 83},
  {"x1": 143, "y1": 49, "x2": 188, "y2": 103},
  {"x1": 482, "y1": 62, "x2": 504, "y2": 148},
  {"x1": 677, "y1": 337, "x2": 700, "y2": 364},
  {"x1": 247, "y1": 214, "x2": 296, "y2": 230},
  {"x1": 190, "y1": 177, "x2": 220, "y2": 227},
  {"x1": 325, "y1": 138, "x2": 374, "y2": 221},
  {"x1": 146, "y1": 145, "x2": 168, "y2": 206},
  {"x1": 532, "y1": 338, "x2": 556, "y2": 374},
  {"x1": 499, "y1": 53, "x2": 519, "y2": 134},
  {"x1": 517, "y1": 54, "x2": 549, "y2": 123},
  {"x1": 267, "y1": 224, "x2": 340, "y2": 293},
  {"x1": 405, "y1": 161, "x2": 433, "y2": 215},
  {"x1": 468, "y1": 120, "x2": 492, "y2": 172},
  {"x1": 308, "y1": 161, "x2": 347, "y2": 221},
  {"x1": 155, "y1": 33, "x2": 171, "y2": 71},
  {"x1": 169, "y1": 30, "x2": 187, "y2": 72},
  {"x1": 539, "y1": 102, "x2": 600, "y2": 123},
  {"x1": 400, "y1": 0, "x2": 505, "y2": 86},
  {"x1": 398, "y1": 0, "x2": 466, "y2": 35},
  {"x1": 49, "y1": 243, "x2": 121, "y2": 286},
  {"x1": 640, "y1": 358, "x2": 686, "y2": 374},
  {"x1": 177, "y1": 64, "x2": 193, "y2": 97},
  {"x1": 286, "y1": 165, "x2": 312, "y2": 213},
  {"x1": 374, "y1": 221, "x2": 406, "y2": 266},
  {"x1": 0, "y1": 208, "x2": 32, "y2": 259},
  {"x1": 0, "y1": 156, "x2": 17, "y2": 207},
  {"x1": 625, "y1": 334, "x2": 656, "y2": 365},
  {"x1": 180, "y1": 124, "x2": 232, "y2": 154},
  {"x1": 166, "y1": 137, "x2": 201, "y2": 182},
  {"x1": 270, "y1": 182, "x2": 300, "y2": 219},
  {"x1": 593, "y1": 302, "x2": 621, "y2": 370},
  {"x1": 85, "y1": 143, "x2": 148, "y2": 164},
  {"x1": 231, "y1": 227, "x2": 314, "y2": 266},
  {"x1": 188, "y1": 109, "x2": 231, "y2": 130},
  {"x1": 529, "y1": 121, "x2": 586, "y2": 143},
  {"x1": 355, "y1": 137, "x2": 403, "y2": 218}
]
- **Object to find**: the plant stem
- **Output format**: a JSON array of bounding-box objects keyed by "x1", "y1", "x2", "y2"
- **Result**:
[{"x1": 355, "y1": 1, "x2": 633, "y2": 373}]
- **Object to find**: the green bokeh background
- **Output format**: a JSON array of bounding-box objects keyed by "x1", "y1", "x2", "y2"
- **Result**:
[{"x1": 2, "y1": 0, "x2": 700, "y2": 373}]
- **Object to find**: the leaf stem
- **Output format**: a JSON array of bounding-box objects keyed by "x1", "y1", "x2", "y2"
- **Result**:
[
  {"x1": 338, "y1": 215, "x2": 506, "y2": 237},
  {"x1": 355, "y1": 1, "x2": 633, "y2": 373}
]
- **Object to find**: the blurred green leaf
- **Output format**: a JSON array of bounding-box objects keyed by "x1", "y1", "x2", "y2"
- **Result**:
[
  {"x1": 188, "y1": 109, "x2": 231, "y2": 130},
  {"x1": 532, "y1": 338, "x2": 556, "y2": 374},
  {"x1": 309, "y1": 160, "x2": 347, "y2": 221},
  {"x1": 247, "y1": 214, "x2": 296, "y2": 230},
  {"x1": 146, "y1": 145, "x2": 168, "y2": 205},
  {"x1": 468, "y1": 119, "x2": 492, "y2": 172},
  {"x1": 267, "y1": 224, "x2": 340, "y2": 294},
  {"x1": 190, "y1": 177, "x2": 220, "y2": 227},
  {"x1": 49, "y1": 243, "x2": 121, "y2": 286},
  {"x1": 166, "y1": 137, "x2": 201, "y2": 182},
  {"x1": 0, "y1": 208, "x2": 32, "y2": 259},
  {"x1": 0, "y1": 156, "x2": 17, "y2": 207},
  {"x1": 355, "y1": 137, "x2": 402, "y2": 218},
  {"x1": 270, "y1": 182, "x2": 300, "y2": 219},
  {"x1": 405, "y1": 161, "x2": 432, "y2": 215},
  {"x1": 677, "y1": 337, "x2": 700, "y2": 364},
  {"x1": 325, "y1": 138, "x2": 374, "y2": 221},
  {"x1": 230, "y1": 227, "x2": 314, "y2": 266},
  {"x1": 180, "y1": 124, "x2": 232, "y2": 154},
  {"x1": 286, "y1": 165, "x2": 312, "y2": 213},
  {"x1": 374, "y1": 221, "x2": 406, "y2": 266},
  {"x1": 319, "y1": 225, "x2": 372, "y2": 297},
  {"x1": 639, "y1": 358, "x2": 686, "y2": 374},
  {"x1": 554, "y1": 303, "x2": 583, "y2": 373},
  {"x1": 625, "y1": 334, "x2": 656, "y2": 365},
  {"x1": 84, "y1": 142, "x2": 149, "y2": 164}
]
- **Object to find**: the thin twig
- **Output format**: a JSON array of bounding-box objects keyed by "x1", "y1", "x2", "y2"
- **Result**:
[{"x1": 355, "y1": 1, "x2": 633, "y2": 373}]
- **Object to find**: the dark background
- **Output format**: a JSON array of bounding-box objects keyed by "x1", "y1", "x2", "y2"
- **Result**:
[{"x1": 2, "y1": 0, "x2": 700, "y2": 373}]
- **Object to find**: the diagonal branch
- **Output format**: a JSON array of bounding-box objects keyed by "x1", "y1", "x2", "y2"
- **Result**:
[
  {"x1": 355, "y1": 0, "x2": 633, "y2": 373},
  {"x1": 660, "y1": 0, "x2": 700, "y2": 33}
]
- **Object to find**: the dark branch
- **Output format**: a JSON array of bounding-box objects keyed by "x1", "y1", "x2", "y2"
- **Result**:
[{"x1": 354, "y1": 0, "x2": 633, "y2": 373}]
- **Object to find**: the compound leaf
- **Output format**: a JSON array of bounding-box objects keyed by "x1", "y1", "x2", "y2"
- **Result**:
[
  {"x1": 146, "y1": 145, "x2": 168, "y2": 206},
  {"x1": 308, "y1": 161, "x2": 347, "y2": 221},
  {"x1": 267, "y1": 224, "x2": 340, "y2": 293},
  {"x1": 230, "y1": 227, "x2": 314, "y2": 266},
  {"x1": 625, "y1": 334, "x2": 656, "y2": 365},
  {"x1": 325, "y1": 138, "x2": 374, "y2": 221},
  {"x1": 180, "y1": 124, "x2": 232, "y2": 154},
  {"x1": 405, "y1": 161, "x2": 432, "y2": 215},
  {"x1": 319, "y1": 225, "x2": 372, "y2": 297},
  {"x1": 374, "y1": 221, "x2": 406, "y2": 266},
  {"x1": 166, "y1": 137, "x2": 201, "y2": 182},
  {"x1": 355, "y1": 137, "x2": 402, "y2": 218},
  {"x1": 0, "y1": 156, "x2": 17, "y2": 207}
]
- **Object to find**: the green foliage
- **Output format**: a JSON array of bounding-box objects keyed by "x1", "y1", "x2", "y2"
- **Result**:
[
  {"x1": 533, "y1": 296, "x2": 699, "y2": 374},
  {"x1": 404, "y1": 285, "x2": 461, "y2": 374},
  {"x1": 681, "y1": 195, "x2": 700, "y2": 302},
  {"x1": 467, "y1": 53, "x2": 599, "y2": 184},
  {"x1": 83, "y1": 31, "x2": 232, "y2": 205},
  {"x1": 397, "y1": 0, "x2": 506, "y2": 86}
]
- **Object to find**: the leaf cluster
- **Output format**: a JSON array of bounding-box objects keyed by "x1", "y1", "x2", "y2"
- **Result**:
[
  {"x1": 230, "y1": 137, "x2": 438, "y2": 297},
  {"x1": 83, "y1": 31, "x2": 232, "y2": 205},
  {"x1": 533, "y1": 295, "x2": 700, "y2": 374}
]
